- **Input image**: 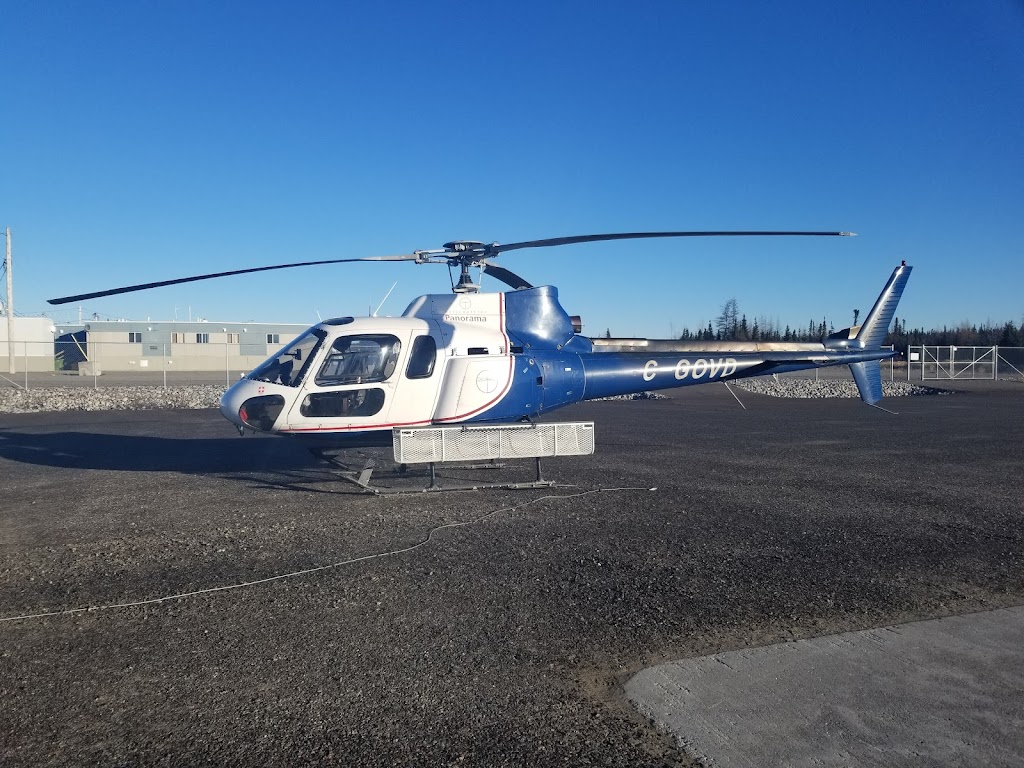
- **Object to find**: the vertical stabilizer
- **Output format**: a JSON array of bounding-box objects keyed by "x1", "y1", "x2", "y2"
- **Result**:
[
  {"x1": 856, "y1": 262, "x2": 912, "y2": 348},
  {"x1": 841, "y1": 262, "x2": 911, "y2": 405}
]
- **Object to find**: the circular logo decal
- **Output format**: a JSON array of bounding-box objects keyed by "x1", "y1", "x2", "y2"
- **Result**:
[
  {"x1": 476, "y1": 370, "x2": 498, "y2": 393},
  {"x1": 459, "y1": 296, "x2": 472, "y2": 311}
]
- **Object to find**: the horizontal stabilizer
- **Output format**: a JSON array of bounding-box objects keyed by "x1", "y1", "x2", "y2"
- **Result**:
[{"x1": 850, "y1": 360, "x2": 883, "y2": 404}]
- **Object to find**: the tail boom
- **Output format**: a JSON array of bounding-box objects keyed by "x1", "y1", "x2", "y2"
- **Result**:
[{"x1": 579, "y1": 263, "x2": 911, "y2": 406}]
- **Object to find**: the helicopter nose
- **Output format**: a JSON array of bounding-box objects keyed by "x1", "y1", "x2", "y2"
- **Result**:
[
  {"x1": 220, "y1": 380, "x2": 287, "y2": 433},
  {"x1": 219, "y1": 381, "x2": 248, "y2": 427}
]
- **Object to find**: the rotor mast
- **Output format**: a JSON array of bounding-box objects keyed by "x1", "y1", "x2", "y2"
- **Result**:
[{"x1": 441, "y1": 241, "x2": 491, "y2": 293}]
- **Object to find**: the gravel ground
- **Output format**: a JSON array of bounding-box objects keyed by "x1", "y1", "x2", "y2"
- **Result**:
[
  {"x1": 0, "y1": 385, "x2": 224, "y2": 414},
  {"x1": 1, "y1": 386, "x2": 1022, "y2": 766},
  {"x1": 731, "y1": 378, "x2": 950, "y2": 398}
]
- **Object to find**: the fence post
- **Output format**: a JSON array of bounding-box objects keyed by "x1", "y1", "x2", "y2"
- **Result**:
[
  {"x1": 23, "y1": 340, "x2": 29, "y2": 391},
  {"x1": 163, "y1": 343, "x2": 168, "y2": 389}
]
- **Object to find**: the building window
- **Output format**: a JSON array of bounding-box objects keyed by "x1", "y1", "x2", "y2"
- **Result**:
[
  {"x1": 267, "y1": 333, "x2": 280, "y2": 344},
  {"x1": 128, "y1": 332, "x2": 142, "y2": 343},
  {"x1": 226, "y1": 333, "x2": 239, "y2": 344},
  {"x1": 172, "y1": 333, "x2": 185, "y2": 344},
  {"x1": 196, "y1": 333, "x2": 210, "y2": 344}
]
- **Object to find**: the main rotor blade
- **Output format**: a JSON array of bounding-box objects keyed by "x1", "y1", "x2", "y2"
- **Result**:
[
  {"x1": 47, "y1": 254, "x2": 419, "y2": 305},
  {"x1": 491, "y1": 231, "x2": 856, "y2": 254},
  {"x1": 482, "y1": 262, "x2": 533, "y2": 290}
]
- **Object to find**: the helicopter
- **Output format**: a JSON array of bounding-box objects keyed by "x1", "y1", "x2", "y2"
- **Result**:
[{"x1": 50, "y1": 232, "x2": 911, "y2": 460}]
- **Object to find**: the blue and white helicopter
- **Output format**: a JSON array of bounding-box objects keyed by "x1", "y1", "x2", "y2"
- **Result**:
[{"x1": 50, "y1": 232, "x2": 910, "y2": 457}]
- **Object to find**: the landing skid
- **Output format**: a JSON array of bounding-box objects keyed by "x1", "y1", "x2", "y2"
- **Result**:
[
  {"x1": 308, "y1": 421, "x2": 594, "y2": 494},
  {"x1": 310, "y1": 450, "x2": 556, "y2": 495}
]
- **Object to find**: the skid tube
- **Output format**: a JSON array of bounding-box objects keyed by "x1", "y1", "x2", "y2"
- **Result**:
[{"x1": 311, "y1": 450, "x2": 557, "y2": 495}]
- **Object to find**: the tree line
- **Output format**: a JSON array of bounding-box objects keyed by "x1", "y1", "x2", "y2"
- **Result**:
[{"x1": 639, "y1": 298, "x2": 1024, "y2": 349}]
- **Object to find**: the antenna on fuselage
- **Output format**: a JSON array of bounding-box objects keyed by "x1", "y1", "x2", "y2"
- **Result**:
[{"x1": 373, "y1": 282, "x2": 398, "y2": 317}]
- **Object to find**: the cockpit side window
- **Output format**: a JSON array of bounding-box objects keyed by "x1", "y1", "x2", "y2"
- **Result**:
[
  {"x1": 315, "y1": 334, "x2": 402, "y2": 386},
  {"x1": 405, "y1": 335, "x2": 437, "y2": 379},
  {"x1": 300, "y1": 389, "x2": 385, "y2": 418}
]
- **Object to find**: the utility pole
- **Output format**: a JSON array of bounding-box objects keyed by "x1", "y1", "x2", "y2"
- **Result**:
[{"x1": 5, "y1": 227, "x2": 13, "y2": 374}]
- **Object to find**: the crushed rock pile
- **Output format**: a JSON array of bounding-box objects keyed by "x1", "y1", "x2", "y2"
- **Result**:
[
  {"x1": 731, "y1": 378, "x2": 951, "y2": 398},
  {"x1": 0, "y1": 385, "x2": 226, "y2": 414},
  {"x1": 0, "y1": 379, "x2": 950, "y2": 414}
]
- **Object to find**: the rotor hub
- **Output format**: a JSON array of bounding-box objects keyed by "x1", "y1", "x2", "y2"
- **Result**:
[
  {"x1": 442, "y1": 240, "x2": 487, "y2": 253},
  {"x1": 440, "y1": 241, "x2": 500, "y2": 267}
]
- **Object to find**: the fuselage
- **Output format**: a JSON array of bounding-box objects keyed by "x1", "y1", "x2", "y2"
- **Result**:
[{"x1": 219, "y1": 286, "x2": 895, "y2": 447}]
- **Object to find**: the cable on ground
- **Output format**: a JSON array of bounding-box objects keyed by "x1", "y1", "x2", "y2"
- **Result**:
[{"x1": 1, "y1": 486, "x2": 656, "y2": 624}]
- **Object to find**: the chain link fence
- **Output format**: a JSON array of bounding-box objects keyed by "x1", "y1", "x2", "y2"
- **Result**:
[{"x1": 907, "y1": 346, "x2": 1024, "y2": 380}]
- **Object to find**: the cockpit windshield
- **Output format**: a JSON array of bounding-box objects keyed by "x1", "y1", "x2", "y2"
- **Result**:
[{"x1": 248, "y1": 329, "x2": 325, "y2": 387}]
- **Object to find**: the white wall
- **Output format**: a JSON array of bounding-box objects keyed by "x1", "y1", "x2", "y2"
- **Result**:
[{"x1": 0, "y1": 316, "x2": 55, "y2": 372}]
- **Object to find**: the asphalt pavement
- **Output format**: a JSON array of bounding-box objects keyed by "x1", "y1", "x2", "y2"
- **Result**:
[{"x1": 1, "y1": 383, "x2": 1022, "y2": 766}]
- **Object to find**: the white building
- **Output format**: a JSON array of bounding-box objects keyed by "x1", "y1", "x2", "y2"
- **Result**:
[{"x1": 1, "y1": 315, "x2": 56, "y2": 373}]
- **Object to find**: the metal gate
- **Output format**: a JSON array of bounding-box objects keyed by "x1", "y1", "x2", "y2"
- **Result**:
[
  {"x1": 997, "y1": 347, "x2": 1024, "y2": 379},
  {"x1": 912, "y1": 346, "x2": 996, "y2": 380}
]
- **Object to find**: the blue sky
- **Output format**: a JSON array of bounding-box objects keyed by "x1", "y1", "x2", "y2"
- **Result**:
[{"x1": 2, "y1": 1, "x2": 1022, "y2": 336}]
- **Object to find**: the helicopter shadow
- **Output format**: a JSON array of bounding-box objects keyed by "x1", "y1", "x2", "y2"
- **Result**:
[
  {"x1": 0, "y1": 426, "x2": 412, "y2": 496},
  {"x1": 0, "y1": 427, "x2": 318, "y2": 475}
]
